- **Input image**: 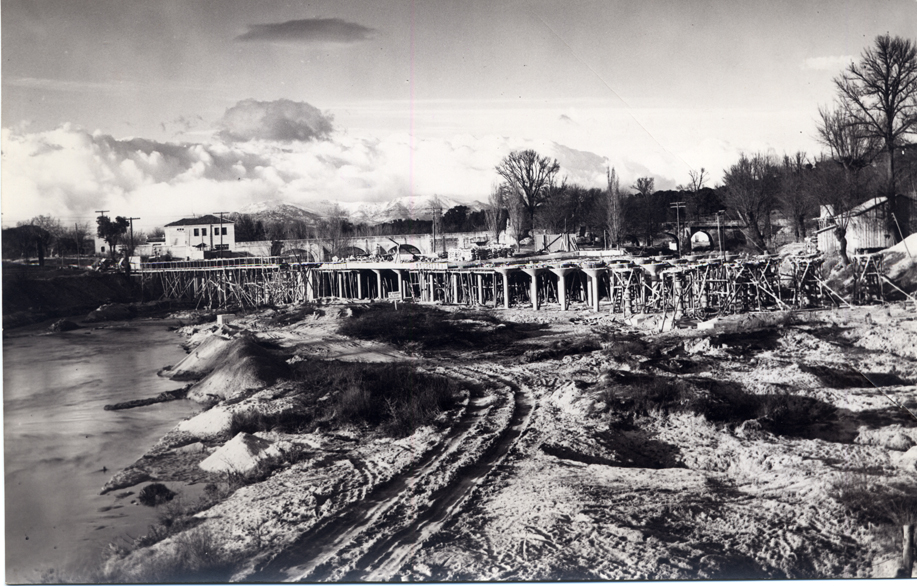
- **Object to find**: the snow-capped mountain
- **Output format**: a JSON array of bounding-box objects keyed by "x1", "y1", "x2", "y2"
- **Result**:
[
  {"x1": 236, "y1": 196, "x2": 486, "y2": 226},
  {"x1": 236, "y1": 201, "x2": 322, "y2": 225}
]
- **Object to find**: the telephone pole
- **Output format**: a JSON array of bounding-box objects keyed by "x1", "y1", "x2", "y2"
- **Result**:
[
  {"x1": 213, "y1": 212, "x2": 229, "y2": 259},
  {"x1": 95, "y1": 210, "x2": 109, "y2": 217},
  {"x1": 127, "y1": 217, "x2": 140, "y2": 256},
  {"x1": 670, "y1": 201, "x2": 686, "y2": 256}
]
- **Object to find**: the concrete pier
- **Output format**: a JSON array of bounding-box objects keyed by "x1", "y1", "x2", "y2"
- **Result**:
[
  {"x1": 494, "y1": 267, "x2": 513, "y2": 310},
  {"x1": 521, "y1": 267, "x2": 544, "y2": 310},
  {"x1": 549, "y1": 267, "x2": 574, "y2": 311},
  {"x1": 582, "y1": 268, "x2": 605, "y2": 312}
]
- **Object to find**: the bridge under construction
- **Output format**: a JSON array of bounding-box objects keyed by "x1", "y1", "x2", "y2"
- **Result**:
[{"x1": 135, "y1": 252, "x2": 892, "y2": 319}]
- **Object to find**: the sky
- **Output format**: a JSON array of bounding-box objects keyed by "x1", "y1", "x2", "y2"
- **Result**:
[{"x1": 2, "y1": 0, "x2": 916, "y2": 230}]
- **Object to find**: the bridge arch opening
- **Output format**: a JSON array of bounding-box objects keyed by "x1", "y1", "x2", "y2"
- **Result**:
[
  {"x1": 337, "y1": 246, "x2": 367, "y2": 258},
  {"x1": 690, "y1": 230, "x2": 713, "y2": 250},
  {"x1": 284, "y1": 249, "x2": 315, "y2": 262},
  {"x1": 388, "y1": 244, "x2": 422, "y2": 255}
]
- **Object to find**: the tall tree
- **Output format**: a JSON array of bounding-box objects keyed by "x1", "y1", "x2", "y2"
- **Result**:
[
  {"x1": 495, "y1": 149, "x2": 561, "y2": 235},
  {"x1": 606, "y1": 167, "x2": 625, "y2": 247},
  {"x1": 629, "y1": 177, "x2": 661, "y2": 246},
  {"x1": 485, "y1": 182, "x2": 507, "y2": 242},
  {"x1": 96, "y1": 215, "x2": 130, "y2": 259},
  {"x1": 504, "y1": 185, "x2": 529, "y2": 248},
  {"x1": 232, "y1": 214, "x2": 266, "y2": 242},
  {"x1": 720, "y1": 153, "x2": 779, "y2": 252},
  {"x1": 834, "y1": 34, "x2": 917, "y2": 240},
  {"x1": 19, "y1": 215, "x2": 64, "y2": 259}
]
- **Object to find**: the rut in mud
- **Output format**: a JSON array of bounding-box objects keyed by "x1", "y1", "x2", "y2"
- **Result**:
[{"x1": 249, "y1": 365, "x2": 534, "y2": 582}]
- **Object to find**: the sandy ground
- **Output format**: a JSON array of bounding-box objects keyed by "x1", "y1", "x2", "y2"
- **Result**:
[{"x1": 99, "y1": 299, "x2": 917, "y2": 581}]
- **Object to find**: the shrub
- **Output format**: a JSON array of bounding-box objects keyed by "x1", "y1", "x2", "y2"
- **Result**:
[
  {"x1": 331, "y1": 363, "x2": 461, "y2": 437},
  {"x1": 228, "y1": 403, "x2": 313, "y2": 436},
  {"x1": 138, "y1": 483, "x2": 176, "y2": 507},
  {"x1": 339, "y1": 304, "x2": 529, "y2": 351},
  {"x1": 831, "y1": 473, "x2": 917, "y2": 526},
  {"x1": 286, "y1": 359, "x2": 462, "y2": 437},
  {"x1": 600, "y1": 373, "x2": 835, "y2": 435}
]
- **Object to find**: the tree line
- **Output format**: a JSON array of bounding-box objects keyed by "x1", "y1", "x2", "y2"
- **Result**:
[{"x1": 486, "y1": 34, "x2": 917, "y2": 261}]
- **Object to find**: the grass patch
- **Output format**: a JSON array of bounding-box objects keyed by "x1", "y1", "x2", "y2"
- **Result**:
[
  {"x1": 600, "y1": 373, "x2": 836, "y2": 436},
  {"x1": 328, "y1": 362, "x2": 461, "y2": 437},
  {"x1": 229, "y1": 359, "x2": 464, "y2": 439},
  {"x1": 338, "y1": 304, "x2": 535, "y2": 352},
  {"x1": 831, "y1": 472, "x2": 917, "y2": 527}
]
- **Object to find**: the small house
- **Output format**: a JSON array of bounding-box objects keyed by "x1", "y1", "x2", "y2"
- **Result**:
[{"x1": 164, "y1": 215, "x2": 236, "y2": 259}]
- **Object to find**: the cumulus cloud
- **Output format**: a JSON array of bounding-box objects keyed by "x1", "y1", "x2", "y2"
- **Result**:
[
  {"x1": 218, "y1": 99, "x2": 335, "y2": 143},
  {"x1": 0, "y1": 121, "x2": 620, "y2": 231},
  {"x1": 235, "y1": 18, "x2": 375, "y2": 45},
  {"x1": 802, "y1": 55, "x2": 854, "y2": 71}
]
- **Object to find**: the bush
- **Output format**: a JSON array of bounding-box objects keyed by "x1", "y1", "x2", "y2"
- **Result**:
[
  {"x1": 331, "y1": 363, "x2": 461, "y2": 437},
  {"x1": 138, "y1": 483, "x2": 176, "y2": 507},
  {"x1": 228, "y1": 402, "x2": 313, "y2": 436},
  {"x1": 831, "y1": 473, "x2": 917, "y2": 527},
  {"x1": 339, "y1": 304, "x2": 529, "y2": 351},
  {"x1": 600, "y1": 373, "x2": 835, "y2": 435},
  {"x1": 284, "y1": 359, "x2": 462, "y2": 438}
]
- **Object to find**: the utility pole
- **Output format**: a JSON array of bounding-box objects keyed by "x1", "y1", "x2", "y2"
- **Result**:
[
  {"x1": 126, "y1": 217, "x2": 140, "y2": 255},
  {"x1": 670, "y1": 201, "x2": 686, "y2": 256},
  {"x1": 717, "y1": 210, "x2": 726, "y2": 260},
  {"x1": 95, "y1": 210, "x2": 109, "y2": 217},
  {"x1": 213, "y1": 211, "x2": 229, "y2": 259}
]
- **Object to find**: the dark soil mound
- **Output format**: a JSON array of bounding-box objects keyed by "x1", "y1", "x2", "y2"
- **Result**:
[{"x1": 2, "y1": 270, "x2": 154, "y2": 328}]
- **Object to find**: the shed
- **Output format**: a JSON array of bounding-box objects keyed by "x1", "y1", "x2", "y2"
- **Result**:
[{"x1": 816, "y1": 195, "x2": 916, "y2": 256}]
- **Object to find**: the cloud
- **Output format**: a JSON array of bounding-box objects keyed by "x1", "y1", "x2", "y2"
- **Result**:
[
  {"x1": 218, "y1": 99, "x2": 335, "y2": 143},
  {"x1": 802, "y1": 55, "x2": 854, "y2": 71},
  {"x1": 0, "y1": 122, "x2": 629, "y2": 231},
  {"x1": 235, "y1": 18, "x2": 375, "y2": 45}
]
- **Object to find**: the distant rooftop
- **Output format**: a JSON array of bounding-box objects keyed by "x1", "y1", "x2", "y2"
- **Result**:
[{"x1": 165, "y1": 214, "x2": 235, "y2": 227}]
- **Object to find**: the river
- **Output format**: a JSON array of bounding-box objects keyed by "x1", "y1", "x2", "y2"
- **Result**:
[{"x1": 3, "y1": 320, "x2": 202, "y2": 582}]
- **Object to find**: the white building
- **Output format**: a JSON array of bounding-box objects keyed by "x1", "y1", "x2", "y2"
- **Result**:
[{"x1": 164, "y1": 215, "x2": 236, "y2": 259}]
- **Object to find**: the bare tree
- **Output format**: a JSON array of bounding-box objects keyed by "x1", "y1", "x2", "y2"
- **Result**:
[
  {"x1": 148, "y1": 227, "x2": 166, "y2": 240},
  {"x1": 815, "y1": 106, "x2": 880, "y2": 263},
  {"x1": 606, "y1": 167, "x2": 624, "y2": 247},
  {"x1": 632, "y1": 177, "x2": 655, "y2": 198},
  {"x1": 485, "y1": 182, "x2": 506, "y2": 242},
  {"x1": 505, "y1": 185, "x2": 529, "y2": 249},
  {"x1": 19, "y1": 215, "x2": 65, "y2": 259},
  {"x1": 776, "y1": 153, "x2": 816, "y2": 242},
  {"x1": 687, "y1": 168, "x2": 709, "y2": 193},
  {"x1": 495, "y1": 149, "x2": 561, "y2": 235},
  {"x1": 720, "y1": 153, "x2": 779, "y2": 252},
  {"x1": 834, "y1": 34, "x2": 917, "y2": 240},
  {"x1": 315, "y1": 204, "x2": 348, "y2": 259},
  {"x1": 69, "y1": 222, "x2": 92, "y2": 257},
  {"x1": 629, "y1": 177, "x2": 659, "y2": 246}
]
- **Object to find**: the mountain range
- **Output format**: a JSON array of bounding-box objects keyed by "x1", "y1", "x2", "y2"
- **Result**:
[{"x1": 238, "y1": 196, "x2": 485, "y2": 226}]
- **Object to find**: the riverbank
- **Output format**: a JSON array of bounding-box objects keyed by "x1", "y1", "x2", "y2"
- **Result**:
[
  {"x1": 1, "y1": 265, "x2": 180, "y2": 330},
  {"x1": 85, "y1": 299, "x2": 917, "y2": 581}
]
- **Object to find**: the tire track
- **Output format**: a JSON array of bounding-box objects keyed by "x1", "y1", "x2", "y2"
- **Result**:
[
  {"x1": 247, "y1": 364, "x2": 533, "y2": 582},
  {"x1": 345, "y1": 367, "x2": 534, "y2": 582}
]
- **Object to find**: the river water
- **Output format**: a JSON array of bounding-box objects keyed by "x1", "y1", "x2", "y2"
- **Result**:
[{"x1": 3, "y1": 321, "x2": 202, "y2": 582}]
